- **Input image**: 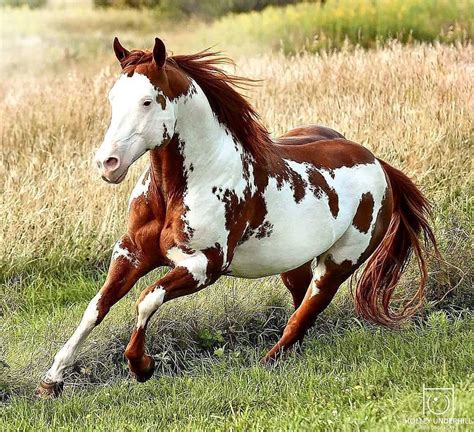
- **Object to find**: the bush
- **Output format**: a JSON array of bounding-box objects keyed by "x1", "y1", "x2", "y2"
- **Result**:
[
  {"x1": 93, "y1": 0, "x2": 307, "y2": 18},
  {"x1": 1, "y1": 0, "x2": 46, "y2": 8},
  {"x1": 94, "y1": 0, "x2": 160, "y2": 8},
  {"x1": 209, "y1": 0, "x2": 473, "y2": 53}
]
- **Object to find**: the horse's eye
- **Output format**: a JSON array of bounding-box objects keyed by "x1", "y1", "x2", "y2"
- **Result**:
[{"x1": 143, "y1": 100, "x2": 152, "y2": 107}]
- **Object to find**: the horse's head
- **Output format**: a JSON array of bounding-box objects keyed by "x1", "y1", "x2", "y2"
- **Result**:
[{"x1": 95, "y1": 37, "x2": 186, "y2": 184}]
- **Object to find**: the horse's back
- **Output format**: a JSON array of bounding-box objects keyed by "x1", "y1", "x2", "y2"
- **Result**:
[
  {"x1": 275, "y1": 125, "x2": 345, "y2": 145},
  {"x1": 278, "y1": 137, "x2": 377, "y2": 172}
]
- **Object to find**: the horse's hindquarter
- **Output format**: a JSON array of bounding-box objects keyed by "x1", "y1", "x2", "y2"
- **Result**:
[{"x1": 229, "y1": 140, "x2": 389, "y2": 278}]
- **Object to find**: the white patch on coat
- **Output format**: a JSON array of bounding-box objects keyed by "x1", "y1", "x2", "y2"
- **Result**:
[
  {"x1": 230, "y1": 160, "x2": 387, "y2": 277},
  {"x1": 166, "y1": 247, "x2": 209, "y2": 286},
  {"x1": 156, "y1": 76, "x2": 387, "y2": 280},
  {"x1": 111, "y1": 240, "x2": 138, "y2": 267},
  {"x1": 311, "y1": 260, "x2": 326, "y2": 297},
  {"x1": 129, "y1": 169, "x2": 151, "y2": 210},
  {"x1": 320, "y1": 162, "x2": 386, "y2": 265},
  {"x1": 172, "y1": 81, "x2": 256, "y2": 266},
  {"x1": 45, "y1": 294, "x2": 102, "y2": 383},
  {"x1": 136, "y1": 287, "x2": 166, "y2": 328}
]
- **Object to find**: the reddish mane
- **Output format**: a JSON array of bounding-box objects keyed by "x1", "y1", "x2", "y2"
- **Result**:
[{"x1": 120, "y1": 49, "x2": 273, "y2": 163}]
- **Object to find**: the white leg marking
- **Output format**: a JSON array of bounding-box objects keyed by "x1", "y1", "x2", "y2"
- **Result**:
[
  {"x1": 311, "y1": 260, "x2": 326, "y2": 297},
  {"x1": 136, "y1": 287, "x2": 166, "y2": 329},
  {"x1": 166, "y1": 247, "x2": 208, "y2": 286},
  {"x1": 44, "y1": 294, "x2": 102, "y2": 383}
]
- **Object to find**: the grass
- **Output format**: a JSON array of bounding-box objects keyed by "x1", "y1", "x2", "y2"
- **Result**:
[
  {"x1": 1, "y1": 283, "x2": 473, "y2": 430},
  {"x1": 0, "y1": 2, "x2": 473, "y2": 430},
  {"x1": 207, "y1": 0, "x2": 473, "y2": 54}
]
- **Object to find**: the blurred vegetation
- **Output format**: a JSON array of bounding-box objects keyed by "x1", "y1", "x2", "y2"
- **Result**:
[
  {"x1": 93, "y1": 0, "x2": 307, "y2": 19},
  {"x1": 208, "y1": 0, "x2": 473, "y2": 53},
  {"x1": 0, "y1": 0, "x2": 46, "y2": 8}
]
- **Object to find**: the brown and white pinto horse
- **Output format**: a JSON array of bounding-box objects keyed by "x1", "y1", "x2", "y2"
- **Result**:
[{"x1": 36, "y1": 38, "x2": 437, "y2": 397}]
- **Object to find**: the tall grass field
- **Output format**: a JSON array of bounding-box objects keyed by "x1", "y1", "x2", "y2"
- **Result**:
[{"x1": 0, "y1": 1, "x2": 473, "y2": 430}]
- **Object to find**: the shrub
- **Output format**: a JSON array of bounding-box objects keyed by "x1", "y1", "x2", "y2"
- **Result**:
[
  {"x1": 93, "y1": 0, "x2": 307, "y2": 18},
  {"x1": 1, "y1": 0, "x2": 46, "y2": 8}
]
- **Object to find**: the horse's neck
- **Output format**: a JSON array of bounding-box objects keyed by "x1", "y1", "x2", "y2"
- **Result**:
[
  {"x1": 176, "y1": 82, "x2": 244, "y2": 165},
  {"x1": 156, "y1": 81, "x2": 255, "y2": 195}
]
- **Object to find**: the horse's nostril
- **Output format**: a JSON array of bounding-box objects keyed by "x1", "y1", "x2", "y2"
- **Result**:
[{"x1": 104, "y1": 157, "x2": 120, "y2": 171}]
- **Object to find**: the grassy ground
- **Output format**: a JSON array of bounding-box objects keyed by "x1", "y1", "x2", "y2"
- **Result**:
[
  {"x1": 1, "y1": 3, "x2": 473, "y2": 430},
  {"x1": 1, "y1": 307, "x2": 472, "y2": 430}
]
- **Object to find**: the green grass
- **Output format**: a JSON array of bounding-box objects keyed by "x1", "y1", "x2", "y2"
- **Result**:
[
  {"x1": 1, "y1": 0, "x2": 472, "y2": 76},
  {"x1": 1, "y1": 282, "x2": 472, "y2": 431},
  {"x1": 1, "y1": 267, "x2": 472, "y2": 430}
]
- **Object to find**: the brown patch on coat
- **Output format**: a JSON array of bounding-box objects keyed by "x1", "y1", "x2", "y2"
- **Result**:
[
  {"x1": 280, "y1": 261, "x2": 313, "y2": 308},
  {"x1": 353, "y1": 192, "x2": 375, "y2": 233},
  {"x1": 279, "y1": 139, "x2": 376, "y2": 171},
  {"x1": 157, "y1": 94, "x2": 166, "y2": 110},
  {"x1": 276, "y1": 125, "x2": 345, "y2": 145},
  {"x1": 307, "y1": 168, "x2": 339, "y2": 217},
  {"x1": 120, "y1": 50, "x2": 191, "y2": 100}
]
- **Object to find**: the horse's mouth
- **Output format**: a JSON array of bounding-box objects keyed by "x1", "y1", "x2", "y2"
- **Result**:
[{"x1": 101, "y1": 168, "x2": 129, "y2": 184}]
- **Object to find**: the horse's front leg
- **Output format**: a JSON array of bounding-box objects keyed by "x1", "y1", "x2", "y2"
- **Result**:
[
  {"x1": 125, "y1": 250, "x2": 222, "y2": 382},
  {"x1": 35, "y1": 235, "x2": 154, "y2": 398}
]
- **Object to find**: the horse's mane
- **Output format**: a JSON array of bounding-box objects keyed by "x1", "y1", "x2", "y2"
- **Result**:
[{"x1": 120, "y1": 49, "x2": 273, "y2": 163}]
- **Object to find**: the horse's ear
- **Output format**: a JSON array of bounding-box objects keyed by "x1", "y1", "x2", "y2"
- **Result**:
[
  {"x1": 113, "y1": 37, "x2": 130, "y2": 66},
  {"x1": 153, "y1": 37, "x2": 167, "y2": 68}
]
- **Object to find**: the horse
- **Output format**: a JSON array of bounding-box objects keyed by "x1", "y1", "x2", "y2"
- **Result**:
[{"x1": 36, "y1": 38, "x2": 437, "y2": 398}]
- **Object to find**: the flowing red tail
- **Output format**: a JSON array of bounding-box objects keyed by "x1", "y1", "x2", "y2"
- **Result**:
[{"x1": 354, "y1": 159, "x2": 438, "y2": 327}]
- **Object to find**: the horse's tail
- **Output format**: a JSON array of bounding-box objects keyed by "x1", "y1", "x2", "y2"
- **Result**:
[{"x1": 354, "y1": 159, "x2": 438, "y2": 327}]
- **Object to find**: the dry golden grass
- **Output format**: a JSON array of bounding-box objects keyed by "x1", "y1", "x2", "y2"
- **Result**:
[{"x1": 1, "y1": 42, "x2": 472, "y2": 274}]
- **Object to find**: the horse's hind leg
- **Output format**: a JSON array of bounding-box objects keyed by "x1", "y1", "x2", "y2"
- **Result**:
[
  {"x1": 262, "y1": 190, "x2": 392, "y2": 364},
  {"x1": 280, "y1": 261, "x2": 313, "y2": 309},
  {"x1": 263, "y1": 253, "x2": 357, "y2": 363}
]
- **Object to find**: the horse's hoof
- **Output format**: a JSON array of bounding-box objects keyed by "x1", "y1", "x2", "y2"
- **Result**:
[
  {"x1": 35, "y1": 380, "x2": 64, "y2": 399},
  {"x1": 260, "y1": 356, "x2": 275, "y2": 367},
  {"x1": 129, "y1": 355, "x2": 155, "y2": 383}
]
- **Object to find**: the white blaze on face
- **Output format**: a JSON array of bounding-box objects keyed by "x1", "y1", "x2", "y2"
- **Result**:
[{"x1": 95, "y1": 73, "x2": 176, "y2": 182}]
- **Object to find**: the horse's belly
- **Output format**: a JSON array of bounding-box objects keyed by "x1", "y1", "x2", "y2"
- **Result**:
[
  {"x1": 229, "y1": 159, "x2": 388, "y2": 278},
  {"x1": 229, "y1": 236, "x2": 325, "y2": 278},
  {"x1": 228, "y1": 179, "x2": 345, "y2": 278}
]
